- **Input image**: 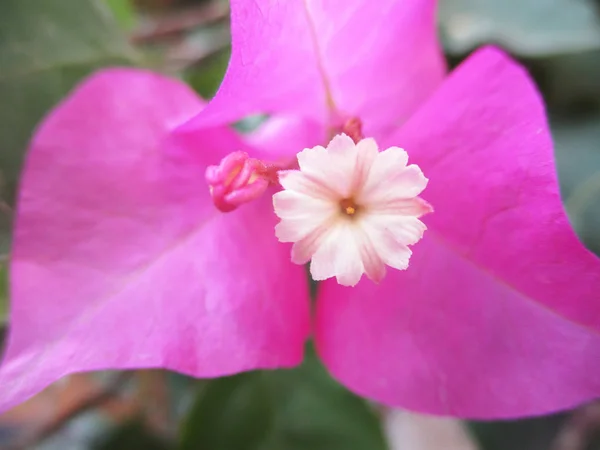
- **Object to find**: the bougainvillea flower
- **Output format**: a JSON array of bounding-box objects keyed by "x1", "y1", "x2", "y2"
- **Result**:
[
  {"x1": 273, "y1": 134, "x2": 433, "y2": 286},
  {"x1": 2, "y1": 0, "x2": 600, "y2": 419}
]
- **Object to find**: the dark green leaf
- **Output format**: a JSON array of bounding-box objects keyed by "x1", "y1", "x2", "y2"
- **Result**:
[
  {"x1": 0, "y1": 199, "x2": 10, "y2": 254},
  {"x1": 184, "y1": 47, "x2": 230, "y2": 99},
  {"x1": 439, "y1": 0, "x2": 600, "y2": 56},
  {"x1": 0, "y1": 263, "x2": 7, "y2": 327},
  {"x1": 93, "y1": 419, "x2": 172, "y2": 450},
  {"x1": 469, "y1": 413, "x2": 566, "y2": 450},
  {"x1": 178, "y1": 347, "x2": 387, "y2": 450},
  {"x1": 261, "y1": 349, "x2": 386, "y2": 450},
  {"x1": 542, "y1": 51, "x2": 600, "y2": 109},
  {"x1": 179, "y1": 372, "x2": 274, "y2": 450}
]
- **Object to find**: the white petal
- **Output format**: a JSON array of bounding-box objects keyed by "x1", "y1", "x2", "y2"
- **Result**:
[
  {"x1": 296, "y1": 145, "x2": 351, "y2": 198},
  {"x1": 361, "y1": 214, "x2": 428, "y2": 270},
  {"x1": 375, "y1": 233, "x2": 413, "y2": 271},
  {"x1": 291, "y1": 216, "x2": 339, "y2": 264},
  {"x1": 355, "y1": 226, "x2": 387, "y2": 283},
  {"x1": 273, "y1": 190, "x2": 336, "y2": 219},
  {"x1": 275, "y1": 216, "x2": 330, "y2": 243},
  {"x1": 325, "y1": 133, "x2": 356, "y2": 155},
  {"x1": 273, "y1": 190, "x2": 338, "y2": 242},
  {"x1": 296, "y1": 134, "x2": 378, "y2": 199},
  {"x1": 278, "y1": 170, "x2": 337, "y2": 200},
  {"x1": 368, "y1": 197, "x2": 433, "y2": 217},
  {"x1": 310, "y1": 221, "x2": 365, "y2": 286},
  {"x1": 365, "y1": 214, "x2": 428, "y2": 245},
  {"x1": 350, "y1": 137, "x2": 379, "y2": 193},
  {"x1": 359, "y1": 147, "x2": 428, "y2": 203}
]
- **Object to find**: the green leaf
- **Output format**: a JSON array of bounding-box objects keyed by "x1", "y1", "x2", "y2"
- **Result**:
[
  {"x1": 552, "y1": 112, "x2": 600, "y2": 256},
  {"x1": 178, "y1": 346, "x2": 387, "y2": 450},
  {"x1": 542, "y1": 50, "x2": 600, "y2": 109},
  {"x1": 469, "y1": 413, "x2": 566, "y2": 450},
  {"x1": 93, "y1": 419, "x2": 171, "y2": 450},
  {"x1": 105, "y1": 0, "x2": 137, "y2": 29},
  {"x1": 179, "y1": 372, "x2": 274, "y2": 450},
  {"x1": 439, "y1": 0, "x2": 600, "y2": 57},
  {"x1": 0, "y1": 0, "x2": 138, "y2": 201},
  {"x1": 0, "y1": 199, "x2": 10, "y2": 255},
  {"x1": 184, "y1": 47, "x2": 231, "y2": 99}
]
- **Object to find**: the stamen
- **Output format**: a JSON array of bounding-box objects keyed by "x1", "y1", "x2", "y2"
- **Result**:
[
  {"x1": 327, "y1": 117, "x2": 364, "y2": 143},
  {"x1": 341, "y1": 117, "x2": 364, "y2": 143},
  {"x1": 340, "y1": 198, "x2": 359, "y2": 217}
]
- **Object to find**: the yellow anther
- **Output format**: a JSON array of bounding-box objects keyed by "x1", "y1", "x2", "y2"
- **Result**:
[{"x1": 340, "y1": 198, "x2": 359, "y2": 216}]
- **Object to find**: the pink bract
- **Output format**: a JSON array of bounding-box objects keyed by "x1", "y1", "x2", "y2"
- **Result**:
[
  {"x1": 180, "y1": 0, "x2": 445, "y2": 136},
  {"x1": 316, "y1": 47, "x2": 600, "y2": 417},
  {"x1": 1, "y1": 69, "x2": 316, "y2": 413},
  {"x1": 3, "y1": 0, "x2": 600, "y2": 419}
]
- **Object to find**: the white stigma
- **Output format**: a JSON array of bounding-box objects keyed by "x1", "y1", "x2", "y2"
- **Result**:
[{"x1": 273, "y1": 133, "x2": 433, "y2": 287}]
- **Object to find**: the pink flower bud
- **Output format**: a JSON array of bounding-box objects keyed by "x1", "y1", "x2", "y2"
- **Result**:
[{"x1": 206, "y1": 151, "x2": 271, "y2": 212}]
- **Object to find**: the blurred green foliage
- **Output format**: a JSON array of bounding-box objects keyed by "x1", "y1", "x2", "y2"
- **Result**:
[
  {"x1": 470, "y1": 414, "x2": 567, "y2": 450},
  {"x1": 553, "y1": 113, "x2": 600, "y2": 255},
  {"x1": 184, "y1": 48, "x2": 230, "y2": 99},
  {"x1": 439, "y1": 0, "x2": 600, "y2": 56},
  {"x1": 94, "y1": 419, "x2": 171, "y2": 450},
  {"x1": 179, "y1": 347, "x2": 386, "y2": 450},
  {"x1": 106, "y1": 0, "x2": 138, "y2": 29},
  {"x1": 0, "y1": 265, "x2": 7, "y2": 324},
  {"x1": 0, "y1": 0, "x2": 138, "y2": 203},
  {"x1": 541, "y1": 51, "x2": 600, "y2": 109},
  {"x1": 0, "y1": 0, "x2": 139, "y2": 284}
]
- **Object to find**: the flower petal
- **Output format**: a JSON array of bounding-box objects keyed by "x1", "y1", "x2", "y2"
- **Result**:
[
  {"x1": 368, "y1": 197, "x2": 434, "y2": 217},
  {"x1": 389, "y1": 46, "x2": 600, "y2": 331},
  {"x1": 180, "y1": 0, "x2": 445, "y2": 135},
  {"x1": 278, "y1": 170, "x2": 339, "y2": 200},
  {"x1": 316, "y1": 239, "x2": 600, "y2": 418},
  {"x1": 246, "y1": 114, "x2": 325, "y2": 162},
  {"x1": 310, "y1": 222, "x2": 365, "y2": 286},
  {"x1": 315, "y1": 47, "x2": 600, "y2": 417},
  {"x1": 358, "y1": 147, "x2": 429, "y2": 204},
  {"x1": 2, "y1": 69, "x2": 310, "y2": 413},
  {"x1": 273, "y1": 190, "x2": 338, "y2": 242},
  {"x1": 355, "y1": 226, "x2": 387, "y2": 283},
  {"x1": 361, "y1": 214, "x2": 425, "y2": 267},
  {"x1": 295, "y1": 134, "x2": 375, "y2": 198}
]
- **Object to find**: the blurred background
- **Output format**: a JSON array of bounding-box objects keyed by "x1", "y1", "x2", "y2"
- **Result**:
[{"x1": 0, "y1": 0, "x2": 599, "y2": 448}]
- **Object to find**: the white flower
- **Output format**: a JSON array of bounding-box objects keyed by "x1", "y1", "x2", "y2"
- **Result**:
[{"x1": 273, "y1": 133, "x2": 433, "y2": 287}]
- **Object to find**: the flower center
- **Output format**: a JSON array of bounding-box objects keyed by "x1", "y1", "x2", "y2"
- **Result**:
[{"x1": 340, "y1": 198, "x2": 359, "y2": 217}]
